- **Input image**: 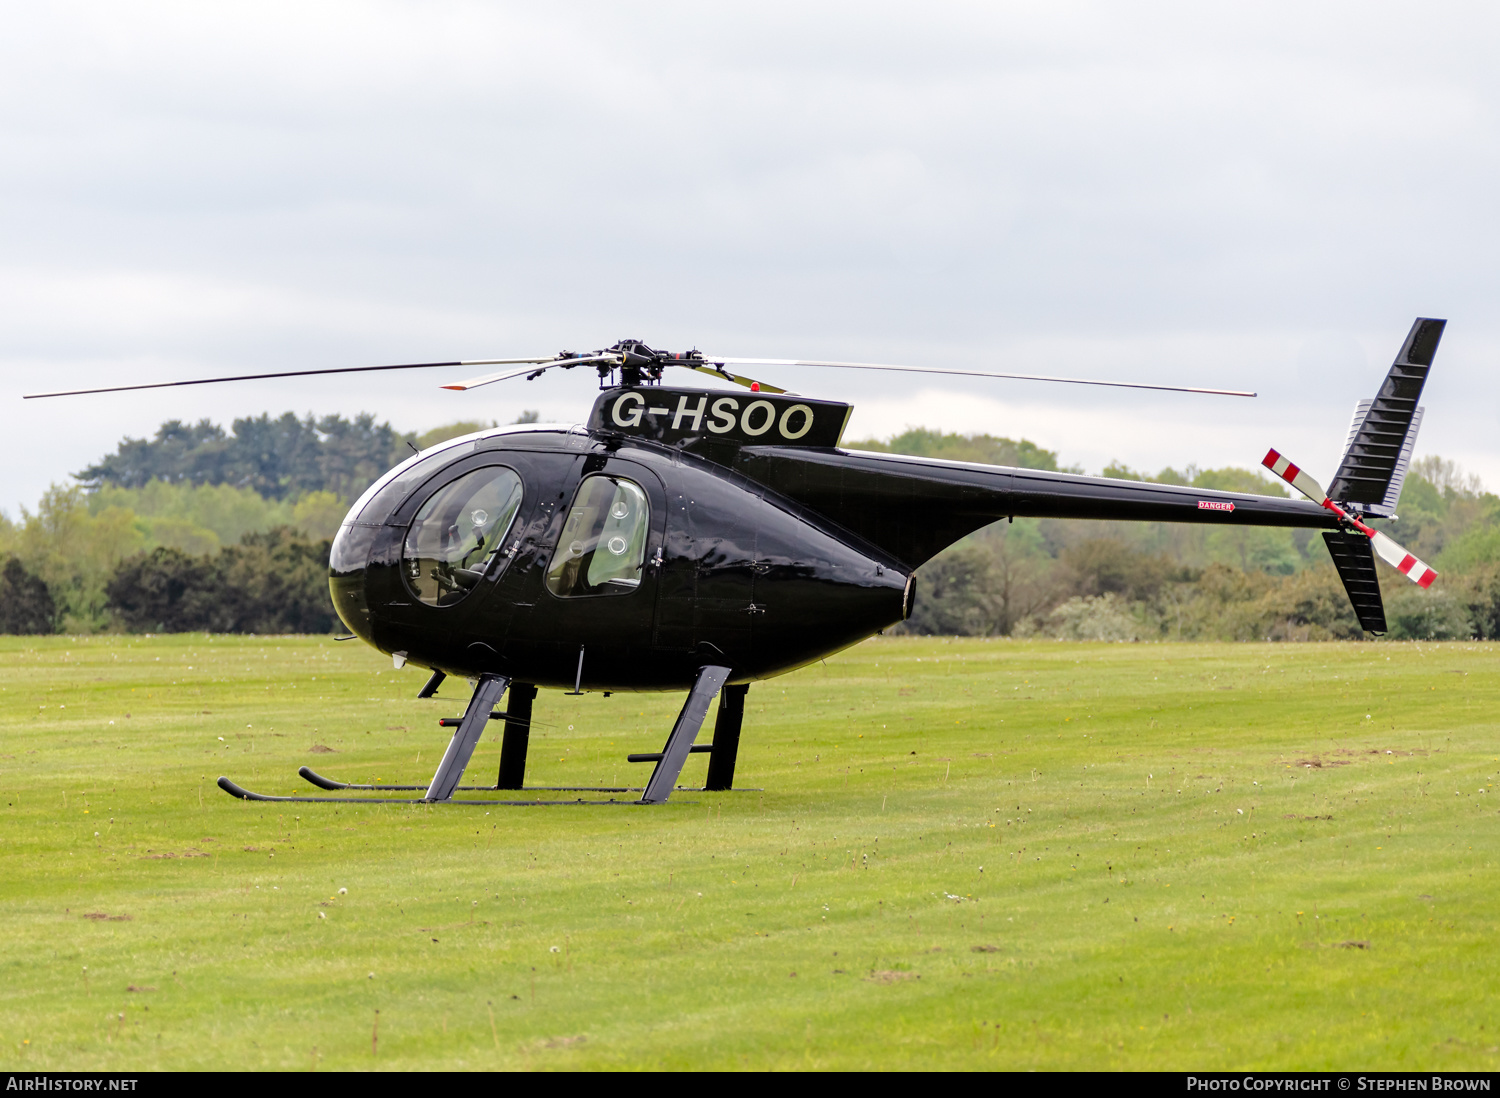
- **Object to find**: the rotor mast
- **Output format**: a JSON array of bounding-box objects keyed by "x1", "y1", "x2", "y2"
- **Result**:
[{"x1": 597, "y1": 341, "x2": 721, "y2": 389}]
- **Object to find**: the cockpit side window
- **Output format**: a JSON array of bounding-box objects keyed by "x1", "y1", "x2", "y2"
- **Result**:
[
  {"x1": 402, "y1": 466, "x2": 524, "y2": 607},
  {"x1": 546, "y1": 476, "x2": 649, "y2": 598}
]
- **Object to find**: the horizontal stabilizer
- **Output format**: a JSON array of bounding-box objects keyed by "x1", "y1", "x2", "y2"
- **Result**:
[
  {"x1": 1323, "y1": 531, "x2": 1387, "y2": 633},
  {"x1": 1328, "y1": 318, "x2": 1443, "y2": 508}
]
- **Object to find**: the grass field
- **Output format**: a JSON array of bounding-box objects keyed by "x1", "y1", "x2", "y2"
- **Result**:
[{"x1": 1, "y1": 633, "x2": 1497, "y2": 1071}]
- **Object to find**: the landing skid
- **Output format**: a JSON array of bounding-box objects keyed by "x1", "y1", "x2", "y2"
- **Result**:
[
  {"x1": 217, "y1": 776, "x2": 636, "y2": 806},
  {"x1": 296, "y1": 766, "x2": 758, "y2": 795},
  {"x1": 298, "y1": 765, "x2": 640, "y2": 794},
  {"x1": 216, "y1": 665, "x2": 755, "y2": 808}
]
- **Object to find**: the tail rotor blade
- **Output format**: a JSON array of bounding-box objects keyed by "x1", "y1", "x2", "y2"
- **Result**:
[
  {"x1": 1265, "y1": 448, "x2": 1438, "y2": 588},
  {"x1": 1370, "y1": 531, "x2": 1438, "y2": 588},
  {"x1": 1262, "y1": 448, "x2": 1329, "y2": 504}
]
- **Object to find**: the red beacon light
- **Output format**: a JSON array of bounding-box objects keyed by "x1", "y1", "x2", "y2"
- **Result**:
[{"x1": 749, "y1": 382, "x2": 760, "y2": 392}]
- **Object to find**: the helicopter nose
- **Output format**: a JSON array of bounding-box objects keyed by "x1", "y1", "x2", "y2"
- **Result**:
[{"x1": 329, "y1": 522, "x2": 378, "y2": 644}]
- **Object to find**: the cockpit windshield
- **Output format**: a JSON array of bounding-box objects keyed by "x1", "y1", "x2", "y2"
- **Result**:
[
  {"x1": 546, "y1": 476, "x2": 649, "y2": 597},
  {"x1": 402, "y1": 466, "x2": 524, "y2": 607}
]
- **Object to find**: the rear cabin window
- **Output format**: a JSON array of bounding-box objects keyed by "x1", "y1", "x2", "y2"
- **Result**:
[
  {"x1": 546, "y1": 476, "x2": 649, "y2": 597},
  {"x1": 403, "y1": 466, "x2": 524, "y2": 607}
]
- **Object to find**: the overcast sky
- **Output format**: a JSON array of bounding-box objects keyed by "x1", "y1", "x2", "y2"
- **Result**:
[{"x1": 3, "y1": 1, "x2": 1498, "y2": 513}]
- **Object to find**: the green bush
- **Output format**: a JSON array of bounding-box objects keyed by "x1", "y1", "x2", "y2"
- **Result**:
[
  {"x1": 0, "y1": 557, "x2": 56, "y2": 634},
  {"x1": 1384, "y1": 586, "x2": 1473, "y2": 641},
  {"x1": 106, "y1": 528, "x2": 336, "y2": 634},
  {"x1": 1044, "y1": 593, "x2": 1140, "y2": 641}
]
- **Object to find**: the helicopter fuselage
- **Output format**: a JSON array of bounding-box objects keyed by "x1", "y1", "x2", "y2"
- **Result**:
[
  {"x1": 328, "y1": 386, "x2": 1337, "y2": 691},
  {"x1": 329, "y1": 420, "x2": 911, "y2": 691}
]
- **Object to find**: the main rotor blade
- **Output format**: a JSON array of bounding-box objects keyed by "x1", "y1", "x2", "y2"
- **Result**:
[
  {"x1": 704, "y1": 357, "x2": 1257, "y2": 398},
  {"x1": 671, "y1": 362, "x2": 788, "y2": 394},
  {"x1": 441, "y1": 354, "x2": 621, "y2": 392},
  {"x1": 22, "y1": 358, "x2": 557, "y2": 400}
]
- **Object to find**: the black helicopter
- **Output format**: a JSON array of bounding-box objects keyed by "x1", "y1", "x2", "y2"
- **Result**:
[{"x1": 26, "y1": 319, "x2": 1444, "y2": 806}]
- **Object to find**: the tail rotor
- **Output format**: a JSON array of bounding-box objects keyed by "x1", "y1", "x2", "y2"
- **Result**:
[{"x1": 1262, "y1": 447, "x2": 1436, "y2": 590}]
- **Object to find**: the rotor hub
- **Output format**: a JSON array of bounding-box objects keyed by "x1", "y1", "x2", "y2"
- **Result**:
[{"x1": 594, "y1": 340, "x2": 708, "y2": 388}]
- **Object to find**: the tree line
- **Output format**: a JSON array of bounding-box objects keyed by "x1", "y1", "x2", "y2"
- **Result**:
[
  {"x1": 0, "y1": 411, "x2": 525, "y2": 634},
  {"x1": 2, "y1": 415, "x2": 1494, "y2": 638},
  {"x1": 0, "y1": 493, "x2": 338, "y2": 635},
  {"x1": 78, "y1": 412, "x2": 412, "y2": 501}
]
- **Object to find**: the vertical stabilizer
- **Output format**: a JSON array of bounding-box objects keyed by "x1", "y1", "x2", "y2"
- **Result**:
[
  {"x1": 1323, "y1": 531, "x2": 1387, "y2": 634},
  {"x1": 1327, "y1": 318, "x2": 1443, "y2": 510},
  {"x1": 1337, "y1": 398, "x2": 1423, "y2": 516}
]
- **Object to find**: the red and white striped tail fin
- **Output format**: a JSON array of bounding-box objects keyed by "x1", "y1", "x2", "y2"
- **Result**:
[
  {"x1": 1371, "y1": 531, "x2": 1438, "y2": 588},
  {"x1": 1262, "y1": 448, "x2": 1329, "y2": 504}
]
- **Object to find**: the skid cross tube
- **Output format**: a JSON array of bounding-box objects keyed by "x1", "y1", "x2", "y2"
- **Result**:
[
  {"x1": 436, "y1": 710, "x2": 534, "y2": 728},
  {"x1": 426, "y1": 674, "x2": 509, "y2": 802},
  {"x1": 628, "y1": 744, "x2": 712, "y2": 763},
  {"x1": 497, "y1": 682, "x2": 538, "y2": 789},
  {"x1": 641, "y1": 665, "x2": 732, "y2": 804},
  {"x1": 704, "y1": 683, "x2": 749, "y2": 790}
]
